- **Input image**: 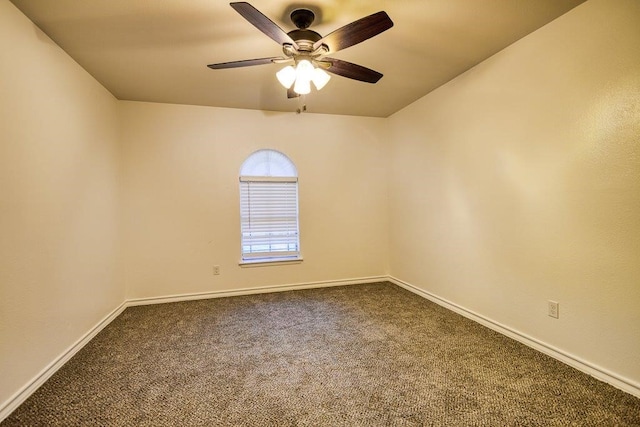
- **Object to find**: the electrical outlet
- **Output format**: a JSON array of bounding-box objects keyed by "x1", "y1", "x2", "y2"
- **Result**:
[
  {"x1": 213, "y1": 265, "x2": 220, "y2": 275},
  {"x1": 548, "y1": 300, "x2": 559, "y2": 319}
]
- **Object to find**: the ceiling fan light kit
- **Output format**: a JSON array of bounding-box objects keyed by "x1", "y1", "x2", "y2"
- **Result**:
[
  {"x1": 277, "y1": 60, "x2": 331, "y2": 94},
  {"x1": 311, "y1": 66, "x2": 331, "y2": 90},
  {"x1": 276, "y1": 65, "x2": 297, "y2": 88},
  {"x1": 208, "y1": 2, "x2": 393, "y2": 100}
]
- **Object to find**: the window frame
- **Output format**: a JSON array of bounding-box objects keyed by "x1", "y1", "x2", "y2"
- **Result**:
[{"x1": 238, "y1": 150, "x2": 301, "y2": 266}]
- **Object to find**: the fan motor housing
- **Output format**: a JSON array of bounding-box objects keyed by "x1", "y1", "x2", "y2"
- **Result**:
[
  {"x1": 290, "y1": 8, "x2": 315, "y2": 29},
  {"x1": 288, "y1": 8, "x2": 321, "y2": 51},
  {"x1": 288, "y1": 29, "x2": 322, "y2": 47}
]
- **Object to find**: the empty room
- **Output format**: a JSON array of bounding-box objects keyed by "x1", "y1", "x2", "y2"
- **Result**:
[{"x1": 1, "y1": 0, "x2": 639, "y2": 425}]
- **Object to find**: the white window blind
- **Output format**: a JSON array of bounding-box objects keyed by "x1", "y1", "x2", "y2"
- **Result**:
[{"x1": 240, "y1": 176, "x2": 299, "y2": 261}]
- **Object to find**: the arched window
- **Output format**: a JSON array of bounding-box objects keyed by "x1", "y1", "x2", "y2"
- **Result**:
[{"x1": 239, "y1": 149, "x2": 300, "y2": 263}]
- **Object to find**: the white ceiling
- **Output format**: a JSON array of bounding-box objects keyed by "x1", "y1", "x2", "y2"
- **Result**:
[{"x1": 10, "y1": 0, "x2": 586, "y2": 117}]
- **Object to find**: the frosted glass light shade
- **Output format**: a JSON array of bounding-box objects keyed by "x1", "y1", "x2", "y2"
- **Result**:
[
  {"x1": 276, "y1": 65, "x2": 296, "y2": 89},
  {"x1": 311, "y1": 68, "x2": 331, "y2": 90},
  {"x1": 295, "y1": 60, "x2": 314, "y2": 82},
  {"x1": 293, "y1": 77, "x2": 311, "y2": 95},
  {"x1": 293, "y1": 60, "x2": 313, "y2": 94},
  {"x1": 276, "y1": 59, "x2": 331, "y2": 95}
]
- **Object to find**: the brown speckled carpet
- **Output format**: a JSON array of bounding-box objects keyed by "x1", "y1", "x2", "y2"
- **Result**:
[{"x1": 2, "y1": 282, "x2": 639, "y2": 426}]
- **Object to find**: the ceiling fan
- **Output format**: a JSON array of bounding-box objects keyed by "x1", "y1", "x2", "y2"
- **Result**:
[{"x1": 207, "y1": 2, "x2": 393, "y2": 98}]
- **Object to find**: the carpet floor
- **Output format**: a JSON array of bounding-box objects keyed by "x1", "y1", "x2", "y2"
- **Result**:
[{"x1": 2, "y1": 282, "x2": 639, "y2": 426}]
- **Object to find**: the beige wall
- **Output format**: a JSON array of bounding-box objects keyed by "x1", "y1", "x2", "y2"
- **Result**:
[
  {"x1": 0, "y1": 0, "x2": 122, "y2": 408},
  {"x1": 119, "y1": 101, "x2": 389, "y2": 299},
  {"x1": 388, "y1": 0, "x2": 640, "y2": 388},
  {"x1": 3, "y1": 0, "x2": 639, "y2": 415}
]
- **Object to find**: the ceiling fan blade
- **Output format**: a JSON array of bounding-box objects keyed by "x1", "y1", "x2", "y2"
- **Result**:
[
  {"x1": 287, "y1": 87, "x2": 299, "y2": 99},
  {"x1": 207, "y1": 57, "x2": 282, "y2": 69},
  {"x1": 313, "y1": 11, "x2": 393, "y2": 54},
  {"x1": 231, "y1": 2, "x2": 298, "y2": 48},
  {"x1": 319, "y1": 58, "x2": 383, "y2": 83}
]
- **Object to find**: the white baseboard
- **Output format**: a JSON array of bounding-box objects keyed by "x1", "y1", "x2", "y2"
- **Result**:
[
  {"x1": 127, "y1": 276, "x2": 388, "y2": 307},
  {"x1": 3, "y1": 274, "x2": 637, "y2": 423},
  {"x1": 388, "y1": 276, "x2": 640, "y2": 399},
  {"x1": 0, "y1": 301, "x2": 128, "y2": 422},
  {"x1": 0, "y1": 276, "x2": 387, "y2": 421}
]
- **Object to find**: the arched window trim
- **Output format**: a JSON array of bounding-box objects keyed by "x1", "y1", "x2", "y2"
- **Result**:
[
  {"x1": 238, "y1": 149, "x2": 302, "y2": 266},
  {"x1": 240, "y1": 149, "x2": 298, "y2": 177}
]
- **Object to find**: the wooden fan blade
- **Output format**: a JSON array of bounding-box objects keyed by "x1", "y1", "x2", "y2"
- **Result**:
[
  {"x1": 287, "y1": 87, "x2": 299, "y2": 98},
  {"x1": 319, "y1": 58, "x2": 383, "y2": 83},
  {"x1": 207, "y1": 57, "x2": 282, "y2": 69},
  {"x1": 231, "y1": 2, "x2": 298, "y2": 48},
  {"x1": 313, "y1": 11, "x2": 393, "y2": 54}
]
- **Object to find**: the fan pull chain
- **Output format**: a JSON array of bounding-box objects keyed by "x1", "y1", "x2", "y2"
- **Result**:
[{"x1": 296, "y1": 95, "x2": 307, "y2": 114}]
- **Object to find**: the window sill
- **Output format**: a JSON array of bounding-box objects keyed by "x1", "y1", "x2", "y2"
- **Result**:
[{"x1": 239, "y1": 258, "x2": 303, "y2": 268}]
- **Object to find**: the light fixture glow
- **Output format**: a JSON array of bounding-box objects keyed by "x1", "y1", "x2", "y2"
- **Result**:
[
  {"x1": 276, "y1": 65, "x2": 296, "y2": 89},
  {"x1": 311, "y1": 67, "x2": 331, "y2": 90},
  {"x1": 276, "y1": 59, "x2": 331, "y2": 95},
  {"x1": 295, "y1": 60, "x2": 314, "y2": 83},
  {"x1": 293, "y1": 60, "x2": 313, "y2": 95},
  {"x1": 293, "y1": 75, "x2": 311, "y2": 95}
]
